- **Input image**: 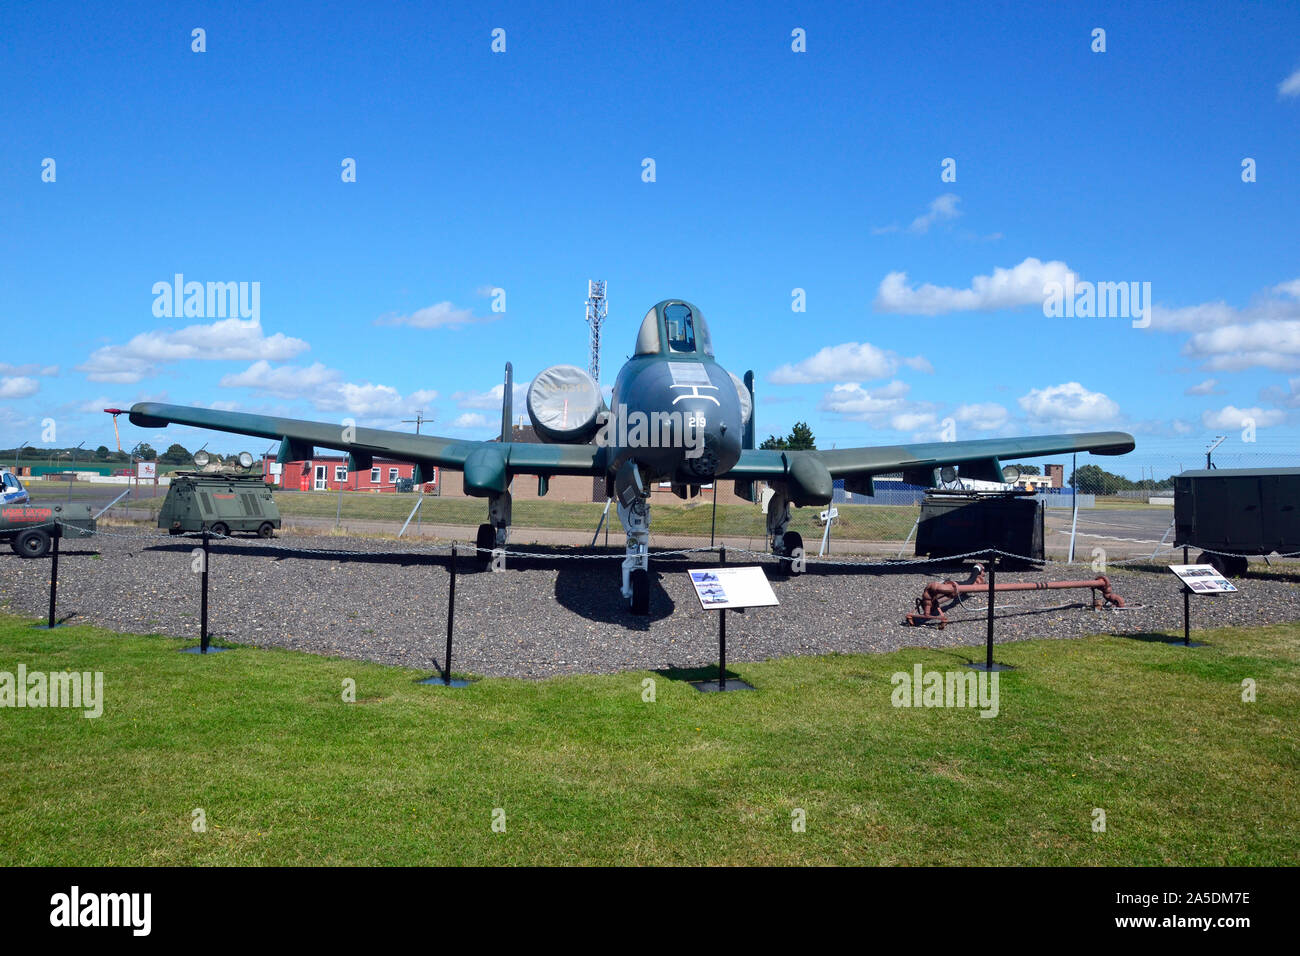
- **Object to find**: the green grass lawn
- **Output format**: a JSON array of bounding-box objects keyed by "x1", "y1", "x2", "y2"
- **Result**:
[
  {"x1": 125, "y1": 489, "x2": 919, "y2": 540},
  {"x1": 1, "y1": 613, "x2": 1296, "y2": 865}
]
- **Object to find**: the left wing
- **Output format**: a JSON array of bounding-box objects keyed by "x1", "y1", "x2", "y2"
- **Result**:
[
  {"x1": 726, "y1": 431, "x2": 1135, "y2": 505},
  {"x1": 126, "y1": 402, "x2": 608, "y2": 495}
]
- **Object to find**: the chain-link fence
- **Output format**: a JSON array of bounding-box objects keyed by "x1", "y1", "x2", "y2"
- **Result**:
[{"x1": 22, "y1": 446, "x2": 1300, "y2": 565}]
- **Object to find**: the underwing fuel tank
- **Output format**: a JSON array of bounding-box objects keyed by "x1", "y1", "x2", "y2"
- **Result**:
[{"x1": 526, "y1": 364, "x2": 607, "y2": 443}]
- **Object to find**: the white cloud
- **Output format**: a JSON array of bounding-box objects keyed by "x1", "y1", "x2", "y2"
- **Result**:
[
  {"x1": 770, "y1": 342, "x2": 931, "y2": 384},
  {"x1": 874, "y1": 257, "x2": 1077, "y2": 315},
  {"x1": 1184, "y1": 378, "x2": 1220, "y2": 396},
  {"x1": 219, "y1": 360, "x2": 438, "y2": 419},
  {"x1": 0, "y1": 363, "x2": 58, "y2": 377},
  {"x1": 1144, "y1": 280, "x2": 1300, "y2": 372},
  {"x1": 0, "y1": 376, "x2": 39, "y2": 399},
  {"x1": 1017, "y1": 382, "x2": 1120, "y2": 426},
  {"x1": 78, "y1": 318, "x2": 309, "y2": 383},
  {"x1": 1279, "y1": 68, "x2": 1300, "y2": 98},
  {"x1": 953, "y1": 402, "x2": 1010, "y2": 432},
  {"x1": 451, "y1": 413, "x2": 490, "y2": 429},
  {"x1": 375, "y1": 301, "x2": 498, "y2": 330},
  {"x1": 1202, "y1": 405, "x2": 1285, "y2": 429},
  {"x1": 909, "y1": 193, "x2": 962, "y2": 234},
  {"x1": 452, "y1": 380, "x2": 531, "y2": 409},
  {"x1": 1261, "y1": 377, "x2": 1300, "y2": 409},
  {"x1": 818, "y1": 380, "x2": 937, "y2": 430},
  {"x1": 1184, "y1": 320, "x2": 1300, "y2": 372}
]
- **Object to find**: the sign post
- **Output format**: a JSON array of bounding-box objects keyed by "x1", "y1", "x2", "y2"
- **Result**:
[
  {"x1": 967, "y1": 553, "x2": 1013, "y2": 672},
  {"x1": 420, "y1": 543, "x2": 472, "y2": 687},
  {"x1": 685, "y1": 564, "x2": 779, "y2": 692},
  {"x1": 1168, "y1": 547, "x2": 1236, "y2": 648}
]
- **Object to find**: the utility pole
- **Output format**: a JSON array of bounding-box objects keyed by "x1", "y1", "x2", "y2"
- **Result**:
[{"x1": 402, "y1": 410, "x2": 431, "y2": 435}]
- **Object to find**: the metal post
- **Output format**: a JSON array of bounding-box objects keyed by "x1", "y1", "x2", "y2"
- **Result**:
[
  {"x1": 47, "y1": 523, "x2": 60, "y2": 629},
  {"x1": 709, "y1": 485, "x2": 718, "y2": 548},
  {"x1": 718, "y1": 605, "x2": 727, "y2": 691},
  {"x1": 200, "y1": 530, "x2": 210, "y2": 653},
  {"x1": 986, "y1": 553, "x2": 996, "y2": 669},
  {"x1": 1182, "y1": 544, "x2": 1190, "y2": 647},
  {"x1": 445, "y1": 544, "x2": 457, "y2": 684},
  {"x1": 718, "y1": 544, "x2": 726, "y2": 689},
  {"x1": 1067, "y1": 453, "x2": 1079, "y2": 563}
]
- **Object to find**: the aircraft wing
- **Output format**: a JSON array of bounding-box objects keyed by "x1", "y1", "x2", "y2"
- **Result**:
[
  {"x1": 726, "y1": 431, "x2": 1136, "y2": 505},
  {"x1": 126, "y1": 402, "x2": 607, "y2": 494}
]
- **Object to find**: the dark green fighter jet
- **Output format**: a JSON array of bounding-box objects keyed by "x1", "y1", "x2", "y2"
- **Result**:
[{"x1": 118, "y1": 300, "x2": 1135, "y2": 613}]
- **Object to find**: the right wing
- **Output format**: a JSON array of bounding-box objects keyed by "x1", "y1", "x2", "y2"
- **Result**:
[{"x1": 126, "y1": 402, "x2": 608, "y2": 494}]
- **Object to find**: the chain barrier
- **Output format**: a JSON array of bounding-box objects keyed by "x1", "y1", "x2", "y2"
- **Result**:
[{"x1": 15, "y1": 520, "x2": 1300, "y2": 569}]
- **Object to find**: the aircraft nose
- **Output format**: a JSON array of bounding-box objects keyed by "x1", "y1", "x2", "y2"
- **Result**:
[{"x1": 682, "y1": 414, "x2": 740, "y2": 480}]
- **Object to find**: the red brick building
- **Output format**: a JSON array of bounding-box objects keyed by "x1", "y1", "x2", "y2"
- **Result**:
[{"x1": 263, "y1": 455, "x2": 438, "y2": 493}]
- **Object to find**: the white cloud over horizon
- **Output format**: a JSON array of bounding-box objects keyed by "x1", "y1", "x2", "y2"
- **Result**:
[
  {"x1": 770, "y1": 342, "x2": 932, "y2": 384},
  {"x1": 874, "y1": 257, "x2": 1077, "y2": 315},
  {"x1": 78, "y1": 318, "x2": 309, "y2": 384}
]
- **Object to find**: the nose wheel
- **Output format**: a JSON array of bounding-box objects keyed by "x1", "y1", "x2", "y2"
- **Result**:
[{"x1": 782, "y1": 531, "x2": 804, "y2": 575}]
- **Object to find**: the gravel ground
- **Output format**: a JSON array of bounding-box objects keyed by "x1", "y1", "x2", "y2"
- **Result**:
[{"x1": 1, "y1": 530, "x2": 1296, "y2": 679}]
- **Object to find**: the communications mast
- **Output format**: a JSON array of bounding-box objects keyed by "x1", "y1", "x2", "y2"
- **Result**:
[
  {"x1": 585, "y1": 280, "x2": 609, "y2": 504},
  {"x1": 585, "y1": 280, "x2": 608, "y2": 383}
]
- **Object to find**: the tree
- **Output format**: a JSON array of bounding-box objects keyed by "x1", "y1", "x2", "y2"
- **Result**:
[
  {"x1": 160, "y1": 443, "x2": 192, "y2": 464},
  {"x1": 134, "y1": 443, "x2": 157, "y2": 461},
  {"x1": 94, "y1": 445, "x2": 111, "y2": 460},
  {"x1": 760, "y1": 422, "x2": 816, "y2": 451},
  {"x1": 1013, "y1": 464, "x2": 1041, "y2": 475},
  {"x1": 787, "y1": 422, "x2": 816, "y2": 450}
]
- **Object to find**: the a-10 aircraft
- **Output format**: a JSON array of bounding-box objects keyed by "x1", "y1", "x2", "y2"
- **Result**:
[{"x1": 116, "y1": 300, "x2": 1135, "y2": 613}]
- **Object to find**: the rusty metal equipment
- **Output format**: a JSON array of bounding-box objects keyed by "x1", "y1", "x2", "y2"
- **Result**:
[{"x1": 906, "y1": 563, "x2": 1125, "y2": 628}]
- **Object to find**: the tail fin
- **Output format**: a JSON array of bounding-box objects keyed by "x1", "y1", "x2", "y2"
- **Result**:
[
  {"x1": 500, "y1": 362, "x2": 513, "y2": 443},
  {"x1": 742, "y1": 370, "x2": 756, "y2": 450}
]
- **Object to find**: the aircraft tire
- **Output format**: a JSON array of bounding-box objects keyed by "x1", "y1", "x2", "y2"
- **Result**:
[
  {"x1": 630, "y1": 568, "x2": 650, "y2": 615},
  {"x1": 475, "y1": 523, "x2": 495, "y2": 565},
  {"x1": 783, "y1": 531, "x2": 804, "y2": 575}
]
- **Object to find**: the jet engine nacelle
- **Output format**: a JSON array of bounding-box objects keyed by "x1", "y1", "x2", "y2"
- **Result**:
[{"x1": 526, "y1": 364, "x2": 607, "y2": 443}]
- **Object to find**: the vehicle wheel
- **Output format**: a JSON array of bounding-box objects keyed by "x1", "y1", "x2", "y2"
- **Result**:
[
  {"x1": 783, "y1": 531, "x2": 804, "y2": 575},
  {"x1": 168, "y1": 528, "x2": 183, "y2": 536},
  {"x1": 257, "y1": 522, "x2": 274, "y2": 539},
  {"x1": 210, "y1": 522, "x2": 230, "y2": 538},
  {"x1": 475, "y1": 523, "x2": 495, "y2": 564},
  {"x1": 14, "y1": 529, "x2": 51, "y2": 559},
  {"x1": 1229, "y1": 555, "x2": 1249, "y2": 577},
  {"x1": 1198, "y1": 551, "x2": 1228, "y2": 576},
  {"x1": 630, "y1": 568, "x2": 650, "y2": 615}
]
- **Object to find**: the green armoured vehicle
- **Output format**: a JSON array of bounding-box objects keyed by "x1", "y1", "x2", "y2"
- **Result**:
[
  {"x1": 1, "y1": 502, "x2": 96, "y2": 557},
  {"x1": 159, "y1": 471, "x2": 280, "y2": 538}
]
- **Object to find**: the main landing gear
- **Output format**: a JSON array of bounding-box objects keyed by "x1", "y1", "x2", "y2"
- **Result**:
[
  {"x1": 475, "y1": 490, "x2": 512, "y2": 569},
  {"x1": 766, "y1": 488, "x2": 804, "y2": 575}
]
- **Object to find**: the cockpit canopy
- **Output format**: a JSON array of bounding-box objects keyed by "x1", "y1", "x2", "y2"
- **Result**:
[{"x1": 634, "y1": 300, "x2": 714, "y2": 358}]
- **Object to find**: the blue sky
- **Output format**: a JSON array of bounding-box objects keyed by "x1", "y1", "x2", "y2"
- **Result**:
[{"x1": 2, "y1": 0, "x2": 1298, "y2": 477}]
